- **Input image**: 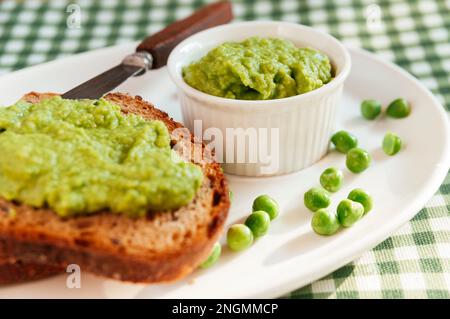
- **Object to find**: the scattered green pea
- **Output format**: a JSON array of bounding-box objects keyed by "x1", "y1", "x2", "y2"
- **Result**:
[
  {"x1": 320, "y1": 167, "x2": 344, "y2": 192},
  {"x1": 227, "y1": 224, "x2": 254, "y2": 252},
  {"x1": 252, "y1": 194, "x2": 279, "y2": 220},
  {"x1": 304, "y1": 187, "x2": 331, "y2": 212},
  {"x1": 311, "y1": 208, "x2": 340, "y2": 236},
  {"x1": 361, "y1": 99, "x2": 382, "y2": 120},
  {"x1": 386, "y1": 98, "x2": 411, "y2": 118},
  {"x1": 382, "y1": 132, "x2": 402, "y2": 156},
  {"x1": 346, "y1": 147, "x2": 371, "y2": 173},
  {"x1": 245, "y1": 210, "x2": 270, "y2": 238},
  {"x1": 331, "y1": 130, "x2": 358, "y2": 153},
  {"x1": 337, "y1": 199, "x2": 364, "y2": 227},
  {"x1": 199, "y1": 242, "x2": 221, "y2": 269},
  {"x1": 348, "y1": 188, "x2": 373, "y2": 215}
]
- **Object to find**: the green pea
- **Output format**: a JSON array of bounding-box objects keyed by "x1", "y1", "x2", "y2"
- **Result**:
[
  {"x1": 346, "y1": 148, "x2": 371, "y2": 173},
  {"x1": 311, "y1": 208, "x2": 340, "y2": 236},
  {"x1": 382, "y1": 132, "x2": 402, "y2": 156},
  {"x1": 252, "y1": 194, "x2": 279, "y2": 220},
  {"x1": 348, "y1": 188, "x2": 373, "y2": 215},
  {"x1": 320, "y1": 167, "x2": 344, "y2": 192},
  {"x1": 331, "y1": 130, "x2": 358, "y2": 153},
  {"x1": 245, "y1": 210, "x2": 270, "y2": 238},
  {"x1": 386, "y1": 98, "x2": 411, "y2": 118},
  {"x1": 227, "y1": 224, "x2": 254, "y2": 252},
  {"x1": 304, "y1": 187, "x2": 331, "y2": 212},
  {"x1": 361, "y1": 99, "x2": 382, "y2": 120},
  {"x1": 199, "y1": 242, "x2": 221, "y2": 269},
  {"x1": 337, "y1": 199, "x2": 364, "y2": 227}
]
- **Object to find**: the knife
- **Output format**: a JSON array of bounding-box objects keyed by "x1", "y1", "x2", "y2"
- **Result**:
[{"x1": 62, "y1": 1, "x2": 233, "y2": 100}]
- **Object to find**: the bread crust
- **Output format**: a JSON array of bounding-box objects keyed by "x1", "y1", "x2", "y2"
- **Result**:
[
  {"x1": 0, "y1": 92, "x2": 230, "y2": 283},
  {"x1": 0, "y1": 259, "x2": 61, "y2": 285}
]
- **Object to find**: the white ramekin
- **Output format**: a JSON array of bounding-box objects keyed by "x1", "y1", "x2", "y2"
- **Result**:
[{"x1": 167, "y1": 21, "x2": 351, "y2": 176}]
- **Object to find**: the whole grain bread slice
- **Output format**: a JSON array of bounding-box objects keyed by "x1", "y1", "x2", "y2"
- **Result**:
[{"x1": 0, "y1": 92, "x2": 229, "y2": 283}]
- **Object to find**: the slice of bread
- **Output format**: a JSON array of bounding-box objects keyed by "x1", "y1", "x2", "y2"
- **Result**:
[
  {"x1": 0, "y1": 92, "x2": 230, "y2": 283},
  {"x1": 0, "y1": 258, "x2": 61, "y2": 285}
]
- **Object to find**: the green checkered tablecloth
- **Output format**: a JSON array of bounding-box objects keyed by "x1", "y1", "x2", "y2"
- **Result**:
[{"x1": 0, "y1": 0, "x2": 449, "y2": 299}]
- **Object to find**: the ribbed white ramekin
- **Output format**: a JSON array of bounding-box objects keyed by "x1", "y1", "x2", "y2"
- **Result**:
[{"x1": 168, "y1": 21, "x2": 351, "y2": 176}]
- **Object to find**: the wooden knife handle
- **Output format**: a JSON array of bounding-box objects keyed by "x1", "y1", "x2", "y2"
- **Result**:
[{"x1": 136, "y1": 1, "x2": 233, "y2": 69}]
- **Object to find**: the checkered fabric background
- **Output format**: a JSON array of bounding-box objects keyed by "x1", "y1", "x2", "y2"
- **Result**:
[{"x1": 0, "y1": 0, "x2": 449, "y2": 298}]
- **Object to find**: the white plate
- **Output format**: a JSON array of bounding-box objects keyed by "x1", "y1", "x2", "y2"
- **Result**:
[{"x1": 0, "y1": 43, "x2": 448, "y2": 299}]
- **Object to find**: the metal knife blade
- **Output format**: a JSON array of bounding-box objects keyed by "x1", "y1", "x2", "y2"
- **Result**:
[{"x1": 62, "y1": 52, "x2": 153, "y2": 100}]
